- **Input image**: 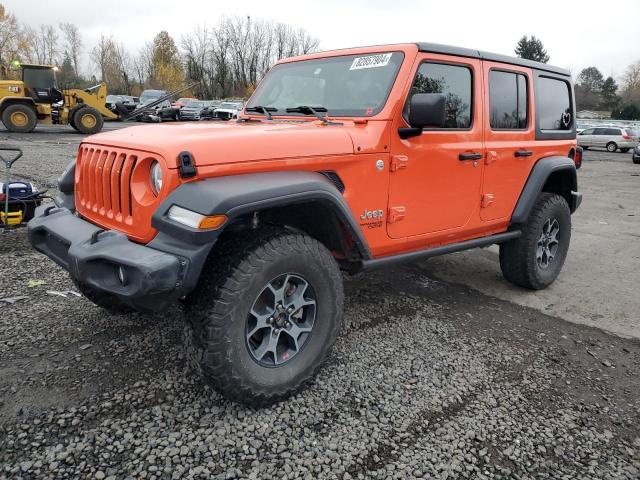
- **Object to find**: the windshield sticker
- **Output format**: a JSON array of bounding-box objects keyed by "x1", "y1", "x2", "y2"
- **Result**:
[{"x1": 350, "y1": 53, "x2": 393, "y2": 70}]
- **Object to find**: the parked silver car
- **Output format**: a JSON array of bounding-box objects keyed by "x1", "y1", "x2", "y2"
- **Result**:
[{"x1": 577, "y1": 127, "x2": 639, "y2": 153}]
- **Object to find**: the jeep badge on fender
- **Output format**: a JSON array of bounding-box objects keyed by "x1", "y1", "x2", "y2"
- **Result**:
[{"x1": 28, "y1": 42, "x2": 581, "y2": 407}]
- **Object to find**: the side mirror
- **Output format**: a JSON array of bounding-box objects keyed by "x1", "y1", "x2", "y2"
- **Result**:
[{"x1": 398, "y1": 93, "x2": 446, "y2": 139}]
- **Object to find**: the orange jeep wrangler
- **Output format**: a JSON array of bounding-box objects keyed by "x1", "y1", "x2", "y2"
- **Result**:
[{"x1": 29, "y1": 43, "x2": 582, "y2": 405}]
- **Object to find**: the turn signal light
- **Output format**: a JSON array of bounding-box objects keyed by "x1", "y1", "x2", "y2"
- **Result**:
[
  {"x1": 167, "y1": 205, "x2": 227, "y2": 230},
  {"x1": 198, "y1": 215, "x2": 227, "y2": 230}
]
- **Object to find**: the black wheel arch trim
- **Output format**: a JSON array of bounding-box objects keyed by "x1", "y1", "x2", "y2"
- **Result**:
[
  {"x1": 151, "y1": 171, "x2": 372, "y2": 259},
  {"x1": 511, "y1": 156, "x2": 579, "y2": 226}
]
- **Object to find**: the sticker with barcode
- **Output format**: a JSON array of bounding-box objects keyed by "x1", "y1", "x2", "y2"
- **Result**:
[{"x1": 350, "y1": 53, "x2": 393, "y2": 70}]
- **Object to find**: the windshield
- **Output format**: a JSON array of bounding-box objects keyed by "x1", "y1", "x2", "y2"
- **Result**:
[
  {"x1": 140, "y1": 91, "x2": 165, "y2": 104},
  {"x1": 247, "y1": 52, "x2": 404, "y2": 117},
  {"x1": 23, "y1": 68, "x2": 57, "y2": 89},
  {"x1": 185, "y1": 101, "x2": 204, "y2": 108}
]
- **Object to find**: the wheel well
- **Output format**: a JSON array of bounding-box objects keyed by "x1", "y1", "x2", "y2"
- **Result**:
[
  {"x1": 541, "y1": 170, "x2": 573, "y2": 208},
  {"x1": 0, "y1": 98, "x2": 36, "y2": 116},
  {"x1": 222, "y1": 202, "x2": 365, "y2": 264}
]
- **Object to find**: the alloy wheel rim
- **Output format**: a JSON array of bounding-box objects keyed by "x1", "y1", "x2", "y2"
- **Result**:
[
  {"x1": 536, "y1": 218, "x2": 560, "y2": 269},
  {"x1": 246, "y1": 273, "x2": 317, "y2": 367},
  {"x1": 11, "y1": 111, "x2": 28, "y2": 127}
]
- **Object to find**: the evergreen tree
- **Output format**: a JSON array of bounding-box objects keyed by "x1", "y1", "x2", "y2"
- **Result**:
[
  {"x1": 600, "y1": 76, "x2": 619, "y2": 110},
  {"x1": 514, "y1": 35, "x2": 550, "y2": 63}
]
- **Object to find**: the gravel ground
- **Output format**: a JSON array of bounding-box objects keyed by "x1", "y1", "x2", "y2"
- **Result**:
[{"x1": 1, "y1": 125, "x2": 640, "y2": 479}]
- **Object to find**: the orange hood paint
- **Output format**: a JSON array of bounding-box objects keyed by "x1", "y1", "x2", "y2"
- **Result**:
[{"x1": 85, "y1": 121, "x2": 357, "y2": 168}]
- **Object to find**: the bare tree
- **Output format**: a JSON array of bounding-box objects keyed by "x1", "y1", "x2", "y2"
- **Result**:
[
  {"x1": 30, "y1": 24, "x2": 58, "y2": 64},
  {"x1": 59, "y1": 22, "x2": 82, "y2": 77}
]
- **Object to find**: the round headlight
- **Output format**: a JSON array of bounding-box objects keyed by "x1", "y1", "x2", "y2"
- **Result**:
[{"x1": 150, "y1": 161, "x2": 163, "y2": 196}]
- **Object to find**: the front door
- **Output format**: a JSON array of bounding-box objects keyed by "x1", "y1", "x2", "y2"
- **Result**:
[{"x1": 387, "y1": 54, "x2": 484, "y2": 239}]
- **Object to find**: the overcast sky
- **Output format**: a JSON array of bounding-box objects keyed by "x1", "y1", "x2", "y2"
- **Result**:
[{"x1": 5, "y1": 0, "x2": 638, "y2": 80}]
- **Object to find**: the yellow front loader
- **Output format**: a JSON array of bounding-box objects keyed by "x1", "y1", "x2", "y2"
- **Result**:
[{"x1": 0, "y1": 64, "x2": 118, "y2": 134}]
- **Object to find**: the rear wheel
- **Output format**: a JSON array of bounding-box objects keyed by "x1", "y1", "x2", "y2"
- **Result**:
[
  {"x1": 606, "y1": 142, "x2": 618, "y2": 153},
  {"x1": 500, "y1": 193, "x2": 571, "y2": 290},
  {"x1": 620, "y1": 148, "x2": 630, "y2": 153},
  {"x1": 74, "y1": 106, "x2": 104, "y2": 134},
  {"x1": 183, "y1": 229, "x2": 343, "y2": 406},
  {"x1": 2, "y1": 103, "x2": 37, "y2": 133}
]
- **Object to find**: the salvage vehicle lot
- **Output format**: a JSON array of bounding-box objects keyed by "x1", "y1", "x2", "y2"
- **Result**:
[{"x1": 1, "y1": 125, "x2": 640, "y2": 479}]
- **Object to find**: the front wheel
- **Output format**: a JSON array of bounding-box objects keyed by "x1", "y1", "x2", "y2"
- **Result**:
[
  {"x1": 184, "y1": 230, "x2": 343, "y2": 406},
  {"x1": 74, "y1": 106, "x2": 104, "y2": 134},
  {"x1": 499, "y1": 193, "x2": 571, "y2": 290}
]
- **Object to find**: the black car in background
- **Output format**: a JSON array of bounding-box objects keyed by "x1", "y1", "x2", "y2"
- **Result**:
[
  {"x1": 106, "y1": 95, "x2": 138, "y2": 115},
  {"x1": 633, "y1": 145, "x2": 640, "y2": 164},
  {"x1": 134, "y1": 90, "x2": 170, "y2": 121},
  {"x1": 200, "y1": 100, "x2": 222, "y2": 120}
]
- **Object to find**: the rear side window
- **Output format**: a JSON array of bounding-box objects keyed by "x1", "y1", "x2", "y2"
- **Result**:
[
  {"x1": 489, "y1": 70, "x2": 528, "y2": 129},
  {"x1": 409, "y1": 62, "x2": 472, "y2": 128},
  {"x1": 605, "y1": 128, "x2": 621, "y2": 135},
  {"x1": 536, "y1": 77, "x2": 572, "y2": 131}
]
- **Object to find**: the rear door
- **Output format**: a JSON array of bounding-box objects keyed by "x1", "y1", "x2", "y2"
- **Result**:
[
  {"x1": 387, "y1": 54, "x2": 484, "y2": 238},
  {"x1": 480, "y1": 62, "x2": 534, "y2": 221}
]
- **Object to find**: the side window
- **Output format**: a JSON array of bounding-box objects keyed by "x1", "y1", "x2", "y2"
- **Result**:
[
  {"x1": 489, "y1": 70, "x2": 528, "y2": 129},
  {"x1": 409, "y1": 62, "x2": 472, "y2": 128},
  {"x1": 536, "y1": 76, "x2": 572, "y2": 131},
  {"x1": 593, "y1": 128, "x2": 606, "y2": 135},
  {"x1": 606, "y1": 128, "x2": 621, "y2": 136},
  {"x1": 581, "y1": 128, "x2": 595, "y2": 135}
]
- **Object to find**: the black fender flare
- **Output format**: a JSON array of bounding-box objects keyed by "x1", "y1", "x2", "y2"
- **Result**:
[
  {"x1": 511, "y1": 156, "x2": 579, "y2": 225},
  {"x1": 151, "y1": 171, "x2": 372, "y2": 258}
]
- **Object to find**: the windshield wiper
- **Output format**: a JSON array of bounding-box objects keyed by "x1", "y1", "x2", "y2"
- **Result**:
[
  {"x1": 245, "y1": 106, "x2": 276, "y2": 120},
  {"x1": 285, "y1": 106, "x2": 342, "y2": 125}
]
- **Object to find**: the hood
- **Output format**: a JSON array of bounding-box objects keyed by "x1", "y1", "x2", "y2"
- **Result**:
[{"x1": 85, "y1": 121, "x2": 356, "y2": 168}]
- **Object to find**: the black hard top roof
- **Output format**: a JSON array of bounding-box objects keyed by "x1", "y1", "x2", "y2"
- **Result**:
[{"x1": 416, "y1": 42, "x2": 570, "y2": 77}]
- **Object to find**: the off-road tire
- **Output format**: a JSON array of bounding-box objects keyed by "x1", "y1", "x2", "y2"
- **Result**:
[
  {"x1": 2, "y1": 103, "x2": 37, "y2": 133},
  {"x1": 75, "y1": 281, "x2": 135, "y2": 314},
  {"x1": 74, "y1": 106, "x2": 104, "y2": 135},
  {"x1": 499, "y1": 193, "x2": 571, "y2": 290},
  {"x1": 183, "y1": 229, "x2": 343, "y2": 406},
  {"x1": 606, "y1": 142, "x2": 618, "y2": 153},
  {"x1": 68, "y1": 105, "x2": 84, "y2": 131}
]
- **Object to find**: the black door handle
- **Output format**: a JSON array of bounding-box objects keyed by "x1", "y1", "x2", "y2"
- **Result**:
[
  {"x1": 459, "y1": 152, "x2": 482, "y2": 161},
  {"x1": 514, "y1": 150, "x2": 533, "y2": 157}
]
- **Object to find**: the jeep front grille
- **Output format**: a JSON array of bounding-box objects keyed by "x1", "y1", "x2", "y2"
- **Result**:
[
  {"x1": 74, "y1": 144, "x2": 165, "y2": 243},
  {"x1": 76, "y1": 146, "x2": 138, "y2": 223}
]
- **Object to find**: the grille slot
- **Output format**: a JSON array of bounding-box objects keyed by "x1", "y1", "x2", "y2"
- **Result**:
[{"x1": 77, "y1": 146, "x2": 138, "y2": 223}]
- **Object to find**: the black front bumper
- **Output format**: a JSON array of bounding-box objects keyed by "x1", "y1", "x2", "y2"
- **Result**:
[{"x1": 28, "y1": 206, "x2": 195, "y2": 311}]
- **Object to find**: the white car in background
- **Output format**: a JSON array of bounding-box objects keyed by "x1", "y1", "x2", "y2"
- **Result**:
[{"x1": 213, "y1": 101, "x2": 244, "y2": 120}]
